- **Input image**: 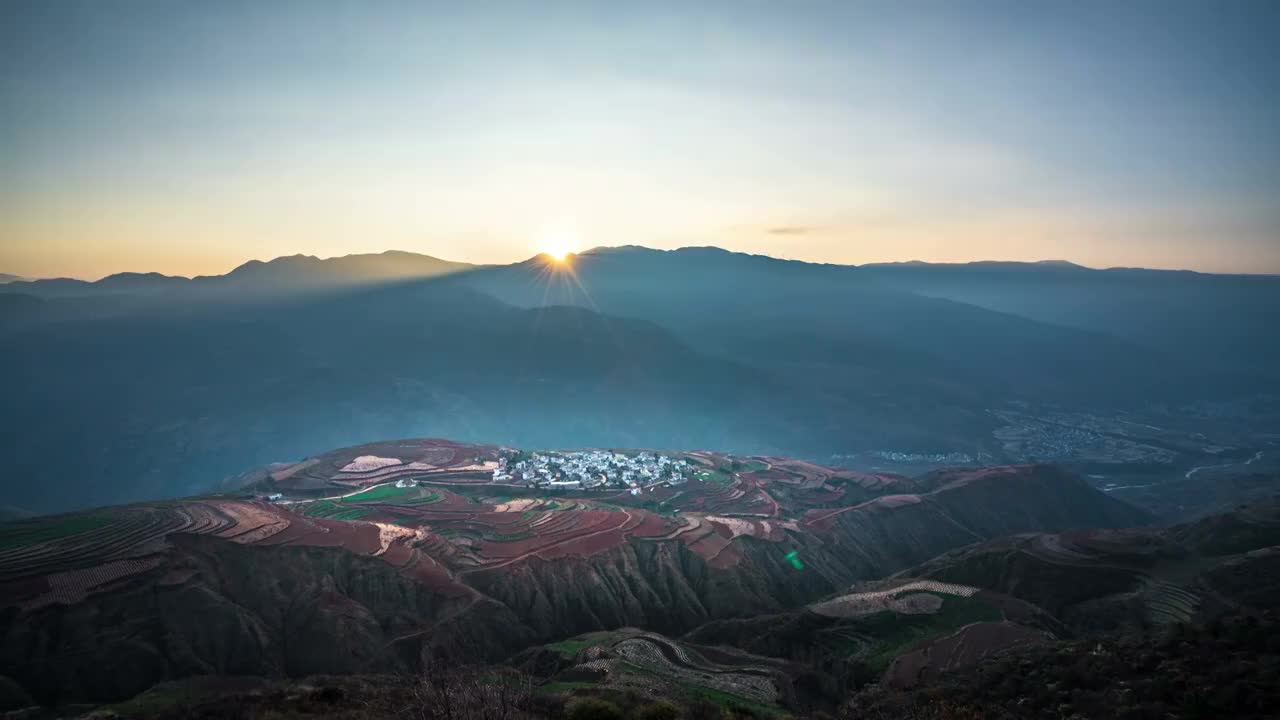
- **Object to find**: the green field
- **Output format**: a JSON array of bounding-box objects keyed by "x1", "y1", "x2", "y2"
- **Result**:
[
  {"x1": 329, "y1": 508, "x2": 376, "y2": 521},
  {"x1": 301, "y1": 501, "x2": 377, "y2": 521},
  {"x1": 743, "y1": 459, "x2": 769, "y2": 472},
  {"x1": 535, "y1": 681, "x2": 598, "y2": 694},
  {"x1": 342, "y1": 484, "x2": 415, "y2": 503},
  {"x1": 543, "y1": 631, "x2": 625, "y2": 659},
  {"x1": 301, "y1": 500, "x2": 338, "y2": 517},
  {"x1": 674, "y1": 681, "x2": 786, "y2": 718},
  {"x1": 0, "y1": 514, "x2": 112, "y2": 550},
  {"x1": 693, "y1": 468, "x2": 733, "y2": 485},
  {"x1": 301, "y1": 484, "x2": 440, "y2": 519},
  {"x1": 546, "y1": 638, "x2": 597, "y2": 658},
  {"x1": 402, "y1": 491, "x2": 441, "y2": 505}
]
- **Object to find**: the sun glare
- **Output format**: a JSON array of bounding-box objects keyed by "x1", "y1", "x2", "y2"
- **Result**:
[
  {"x1": 538, "y1": 227, "x2": 578, "y2": 262},
  {"x1": 543, "y1": 242, "x2": 571, "y2": 262}
]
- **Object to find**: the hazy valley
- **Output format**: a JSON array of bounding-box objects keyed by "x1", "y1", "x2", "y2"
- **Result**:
[{"x1": 3, "y1": 247, "x2": 1277, "y2": 522}]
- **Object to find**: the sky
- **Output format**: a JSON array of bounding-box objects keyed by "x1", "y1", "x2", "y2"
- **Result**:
[{"x1": 1, "y1": 0, "x2": 1278, "y2": 279}]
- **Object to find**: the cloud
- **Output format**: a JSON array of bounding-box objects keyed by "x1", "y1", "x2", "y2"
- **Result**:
[{"x1": 766, "y1": 226, "x2": 813, "y2": 235}]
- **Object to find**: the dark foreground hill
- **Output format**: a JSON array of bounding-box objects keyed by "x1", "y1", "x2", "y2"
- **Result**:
[
  {"x1": 842, "y1": 607, "x2": 1280, "y2": 720},
  {"x1": 3, "y1": 490, "x2": 1277, "y2": 718},
  {"x1": 32, "y1": 608, "x2": 1280, "y2": 720},
  {"x1": 677, "y1": 498, "x2": 1279, "y2": 707},
  {"x1": 0, "y1": 440, "x2": 1148, "y2": 710}
]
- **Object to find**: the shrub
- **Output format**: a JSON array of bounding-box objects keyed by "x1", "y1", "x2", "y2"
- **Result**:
[
  {"x1": 685, "y1": 698, "x2": 729, "y2": 720},
  {"x1": 633, "y1": 700, "x2": 682, "y2": 720},
  {"x1": 412, "y1": 662, "x2": 535, "y2": 720},
  {"x1": 566, "y1": 696, "x2": 625, "y2": 720}
]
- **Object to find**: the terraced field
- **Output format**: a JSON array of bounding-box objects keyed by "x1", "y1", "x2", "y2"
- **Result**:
[
  {"x1": 267, "y1": 439, "x2": 506, "y2": 493},
  {"x1": 256, "y1": 438, "x2": 941, "y2": 573},
  {"x1": 680, "y1": 571, "x2": 1052, "y2": 696},
  {"x1": 537, "y1": 629, "x2": 786, "y2": 711},
  {"x1": 0, "y1": 498, "x2": 475, "y2": 609},
  {"x1": 2, "y1": 441, "x2": 1119, "y2": 619},
  {"x1": 1, "y1": 438, "x2": 1185, "y2": 713},
  {"x1": 613, "y1": 635, "x2": 778, "y2": 703},
  {"x1": 0, "y1": 476, "x2": 740, "y2": 614},
  {"x1": 0, "y1": 514, "x2": 112, "y2": 550},
  {"x1": 1143, "y1": 578, "x2": 1201, "y2": 624},
  {"x1": 809, "y1": 580, "x2": 980, "y2": 619},
  {"x1": 258, "y1": 440, "x2": 944, "y2": 547}
]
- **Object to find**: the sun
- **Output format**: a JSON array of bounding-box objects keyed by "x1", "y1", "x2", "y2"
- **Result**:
[
  {"x1": 538, "y1": 227, "x2": 578, "y2": 262},
  {"x1": 543, "y1": 241, "x2": 572, "y2": 262}
]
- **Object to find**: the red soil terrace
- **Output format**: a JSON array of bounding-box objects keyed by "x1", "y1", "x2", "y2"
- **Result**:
[{"x1": 0, "y1": 440, "x2": 1021, "y2": 613}]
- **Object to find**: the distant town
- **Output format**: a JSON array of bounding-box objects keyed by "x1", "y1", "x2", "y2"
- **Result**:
[{"x1": 495, "y1": 450, "x2": 692, "y2": 494}]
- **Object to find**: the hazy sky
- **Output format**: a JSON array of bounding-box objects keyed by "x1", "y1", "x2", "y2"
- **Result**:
[{"x1": 2, "y1": 0, "x2": 1278, "y2": 279}]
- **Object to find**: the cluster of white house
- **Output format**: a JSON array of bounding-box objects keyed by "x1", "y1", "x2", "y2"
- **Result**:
[{"x1": 492, "y1": 450, "x2": 691, "y2": 491}]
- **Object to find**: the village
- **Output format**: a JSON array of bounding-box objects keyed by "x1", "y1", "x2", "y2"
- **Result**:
[{"x1": 494, "y1": 450, "x2": 692, "y2": 493}]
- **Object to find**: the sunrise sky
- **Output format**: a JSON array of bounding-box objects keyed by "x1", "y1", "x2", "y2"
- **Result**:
[{"x1": 2, "y1": 0, "x2": 1278, "y2": 279}]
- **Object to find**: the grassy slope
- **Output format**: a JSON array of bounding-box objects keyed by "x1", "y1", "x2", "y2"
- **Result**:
[{"x1": 851, "y1": 593, "x2": 1004, "y2": 670}]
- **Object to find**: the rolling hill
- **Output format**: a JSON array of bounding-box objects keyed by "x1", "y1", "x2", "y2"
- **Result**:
[{"x1": 0, "y1": 440, "x2": 1149, "y2": 706}]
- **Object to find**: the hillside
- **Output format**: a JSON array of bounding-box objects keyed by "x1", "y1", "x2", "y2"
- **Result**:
[
  {"x1": 841, "y1": 607, "x2": 1280, "y2": 720},
  {"x1": 892, "y1": 499, "x2": 1280, "y2": 633},
  {"x1": 670, "y1": 501, "x2": 1279, "y2": 714},
  {"x1": 0, "y1": 440, "x2": 1147, "y2": 706}
]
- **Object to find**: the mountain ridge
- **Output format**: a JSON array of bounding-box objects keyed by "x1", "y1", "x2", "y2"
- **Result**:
[
  {"x1": 8, "y1": 244, "x2": 1279, "y2": 295},
  {"x1": 0, "y1": 250, "x2": 473, "y2": 298}
]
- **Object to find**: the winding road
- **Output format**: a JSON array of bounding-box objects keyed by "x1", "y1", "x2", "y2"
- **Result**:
[{"x1": 1184, "y1": 450, "x2": 1264, "y2": 480}]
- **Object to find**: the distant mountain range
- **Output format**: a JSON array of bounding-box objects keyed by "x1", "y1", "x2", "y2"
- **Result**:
[
  {"x1": 2, "y1": 246, "x2": 1277, "y2": 514},
  {"x1": 455, "y1": 246, "x2": 1280, "y2": 388},
  {"x1": 0, "y1": 250, "x2": 472, "y2": 298}
]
